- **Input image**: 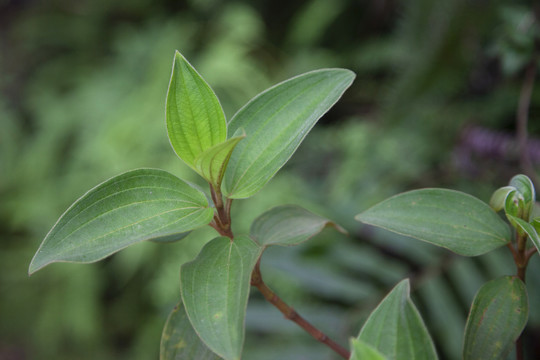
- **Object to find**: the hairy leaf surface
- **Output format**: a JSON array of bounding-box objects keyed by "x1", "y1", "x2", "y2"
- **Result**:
[
  {"x1": 160, "y1": 301, "x2": 221, "y2": 360},
  {"x1": 166, "y1": 51, "x2": 226, "y2": 168},
  {"x1": 356, "y1": 189, "x2": 510, "y2": 256},
  {"x1": 357, "y1": 279, "x2": 438, "y2": 360},
  {"x1": 29, "y1": 169, "x2": 213, "y2": 274},
  {"x1": 350, "y1": 339, "x2": 387, "y2": 360},
  {"x1": 223, "y1": 69, "x2": 355, "y2": 199},
  {"x1": 463, "y1": 276, "x2": 528, "y2": 360},
  {"x1": 180, "y1": 235, "x2": 262, "y2": 360},
  {"x1": 250, "y1": 204, "x2": 345, "y2": 247},
  {"x1": 194, "y1": 135, "x2": 244, "y2": 188}
]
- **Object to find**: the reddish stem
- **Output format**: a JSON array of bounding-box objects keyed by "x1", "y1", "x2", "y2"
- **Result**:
[{"x1": 250, "y1": 260, "x2": 350, "y2": 359}]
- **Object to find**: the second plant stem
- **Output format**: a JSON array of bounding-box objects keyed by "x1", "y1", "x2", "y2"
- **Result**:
[{"x1": 210, "y1": 185, "x2": 350, "y2": 359}]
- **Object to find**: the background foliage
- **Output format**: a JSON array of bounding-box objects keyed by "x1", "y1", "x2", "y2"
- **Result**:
[{"x1": 1, "y1": 0, "x2": 539, "y2": 359}]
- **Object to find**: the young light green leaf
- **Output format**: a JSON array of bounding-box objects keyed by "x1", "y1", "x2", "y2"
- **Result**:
[
  {"x1": 166, "y1": 51, "x2": 227, "y2": 168},
  {"x1": 250, "y1": 204, "x2": 346, "y2": 247},
  {"x1": 180, "y1": 235, "x2": 262, "y2": 360},
  {"x1": 489, "y1": 186, "x2": 516, "y2": 212},
  {"x1": 194, "y1": 135, "x2": 245, "y2": 189},
  {"x1": 509, "y1": 174, "x2": 535, "y2": 219},
  {"x1": 160, "y1": 301, "x2": 221, "y2": 360},
  {"x1": 463, "y1": 276, "x2": 528, "y2": 360},
  {"x1": 533, "y1": 217, "x2": 540, "y2": 233},
  {"x1": 350, "y1": 339, "x2": 387, "y2": 360},
  {"x1": 356, "y1": 279, "x2": 438, "y2": 360},
  {"x1": 223, "y1": 69, "x2": 355, "y2": 199},
  {"x1": 503, "y1": 189, "x2": 523, "y2": 219},
  {"x1": 29, "y1": 169, "x2": 214, "y2": 274},
  {"x1": 356, "y1": 189, "x2": 511, "y2": 256},
  {"x1": 507, "y1": 215, "x2": 540, "y2": 254}
]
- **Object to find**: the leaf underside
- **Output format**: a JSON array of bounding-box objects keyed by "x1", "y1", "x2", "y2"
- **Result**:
[
  {"x1": 180, "y1": 235, "x2": 262, "y2": 360},
  {"x1": 29, "y1": 168, "x2": 214, "y2": 274},
  {"x1": 356, "y1": 189, "x2": 511, "y2": 256},
  {"x1": 250, "y1": 204, "x2": 345, "y2": 247}
]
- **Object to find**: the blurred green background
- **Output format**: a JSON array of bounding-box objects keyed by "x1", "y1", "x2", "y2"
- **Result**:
[{"x1": 1, "y1": 0, "x2": 540, "y2": 359}]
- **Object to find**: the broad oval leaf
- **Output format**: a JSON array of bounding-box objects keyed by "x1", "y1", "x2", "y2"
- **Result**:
[
  {"x1": 350, "y1": 339, "x2": 387, "y2": 360},
  {"x1": 507, "y1": 215, "x2": 540, "y2": 255},
  {"x1": 357, "y1": 279, "x2": 438, "y2": 360},
  {"x1": 463, "y1": 276, "x2": 528, "y2": 360},
  {"x1": 160, "y1": 301, "x2": 221, "y2": 360},
  {"x1": 29, "y1": 169, "x2": 214, "y2": 274},
  {"x1": 180, "y1": 235, "x2": 262, "y2": 360},
  {"x1": 194, "y1": 135, "x2": 245, "y2": 189},
  {"x1": 250, "y1": 204, "x2": 345, "y2": 247},
  {"x1": 356, "y1": 189, "x2": 511, "y2": 256},
  {"x1": 166, "y1": 51, "x2": 227, "y2": 168},
  {"x1": 223, "y1": 69, "x2": 355, "y2": 199}
]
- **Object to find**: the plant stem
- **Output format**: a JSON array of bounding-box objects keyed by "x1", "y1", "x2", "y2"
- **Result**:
[
  {"x1": 516, "y1": 52, "x2": 539, "y2": 190},
  {"x1": 209, "y1": 185, "x2": 233, "y2": 239},
  {"x1": 513, "y1": 231, "x2": 531, "y2": 360},
  {"x1": 250, "y1": 259, "x2": 351, "y2": 359},
  {"x1": 207, "y1": 186, "x2": 349, "y2": 358}
]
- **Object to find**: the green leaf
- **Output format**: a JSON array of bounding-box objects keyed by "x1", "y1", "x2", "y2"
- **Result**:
[
  {"x1": 463, "y1": 276, "x2": 528, "y2": 360},
  {"x1": 150, "y1": 232, "x2": 191, "y2": 243},
  {"x1": 194, "y1": 135, "x2": 245, "y2": 189},
  {"x1": 160, "y1": 301, "x2": 221, "y2": 360},
  {"x1": 250, "y1": 204, "x2": 345, "y2": 247},
  {"x1": 510, "y1": 174, "x2": 535, "y2": 219},
  {"x1": 29, "y1": 169, "x2": 214, "y2": 274},
  {"x1": 489, "y1": 186, "x2": 516, "y2": 212},
  {"x1": 350, "y1": 339, "x2": 387, "y2": 360},
  {"x1": 357, "y1": 279, "x2": 438, "y2": 360},
  {"x1": 180, "y1": 235, "x2": 262, "y2": 360},
  {"x1": 503, "y1": 189, "x2": 522, "y2": 219},
  {"x1": 507, "y1": 215, "x2": 540, "y2": 254},
  {"x1": 166, "y1": 51, "x2": 227, "y2": 168},
  {"x1": 356, "y1": 189, "x2": 511, "y2": 256},
  {"x1": 223, "y1": 69, "x2": 355, "y2": 199}
]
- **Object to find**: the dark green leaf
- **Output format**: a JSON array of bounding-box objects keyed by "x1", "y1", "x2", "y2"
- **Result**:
[
  {"x1": 29, "y1": 169, "x2": 214, "y2": 274},
  {"x1": 357, "y1": 279, "x2": 438, "y2": 360},
  {"x1": 160, "y1": 301, "x2": 221, "y2": 360},
  {"x1": 250, "y1": 205, "x2": 345, "y2": 247},
  {"x1": 463, "y1": 276, "x2": 528, "y2": 360},
  {"x1": 180, "y1": 235, "x2": 262, "y2": 360},
  {"x1": 356, "y1": 189, "x2": 511, "y2": 256},
  {"x1": 223, "y1": 69, "x2": 355, "y2": 199},
  {"x1": 166, "y1": 51, "x2": 227, "y2": 168}
]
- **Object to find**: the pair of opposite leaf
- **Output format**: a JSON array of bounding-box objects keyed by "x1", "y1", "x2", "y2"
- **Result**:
[
  {"x1": 28, "y1": 50, "x2": 355, "y2": 360},
  {"x1": 29, "y1": 51, "x2": 355, "y2": 273}
]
